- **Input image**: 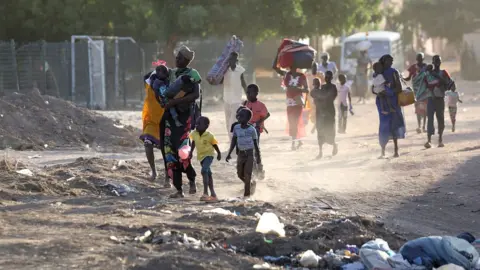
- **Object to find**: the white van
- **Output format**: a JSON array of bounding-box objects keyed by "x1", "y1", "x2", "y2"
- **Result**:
[{"x1": 340, "y1": 31, "x2": 404, "y2": 79}]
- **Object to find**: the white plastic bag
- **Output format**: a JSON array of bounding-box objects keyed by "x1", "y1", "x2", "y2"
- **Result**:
[
  {"x1": 202, "y1": 208, "x2": 236, "y2": 216},
  {"x1": 300, "y1": 250, "x2": 320, "y2": 267},
  {"x1": 255, "y1": 213, "x2": 285, "y2": 237}
]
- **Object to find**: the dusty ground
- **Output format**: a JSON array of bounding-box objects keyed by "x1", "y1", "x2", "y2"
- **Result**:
[{"x1": 0, "y1": 78, "x2": 479, "y2": 269}]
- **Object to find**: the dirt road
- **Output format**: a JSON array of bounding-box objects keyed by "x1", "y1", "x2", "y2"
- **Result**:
[
  {"x1": 1, "y1": 79, "x2": 479, "y2": 269},
  {"x1": 101, "y1": 79, "x2": 480, "y2": 236}
]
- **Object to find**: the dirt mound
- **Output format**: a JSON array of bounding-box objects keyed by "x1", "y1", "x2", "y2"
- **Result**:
[
  {"x1": 0, "y1": 157, "x2": 159, "y2": 200},
  {"x1": 0, "y1": 89, "x2": 141, "y2": 150}
]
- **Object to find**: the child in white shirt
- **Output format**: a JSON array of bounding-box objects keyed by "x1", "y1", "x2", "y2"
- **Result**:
[
  {"x1": 372, "y1": 62, "x2": 395, "y2": 114},
  {"x1": 445, "y1": 89, "x2": 462, "y2": 132},
  {"x1": 337, "y1": 74, "x2": 352, "y2": 134}
]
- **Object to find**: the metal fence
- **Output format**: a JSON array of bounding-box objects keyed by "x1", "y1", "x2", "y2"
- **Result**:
[{"x1": 0, "y1": 37, "x2": 255, "y2": 109}]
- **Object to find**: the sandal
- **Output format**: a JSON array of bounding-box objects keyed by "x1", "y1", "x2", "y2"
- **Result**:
[
  {"x1": 205, "y1": 196, "x2": 218, "y2": 203},
  {"x1": 200, "y1": 194, "x2": 209, "y2": 201}
]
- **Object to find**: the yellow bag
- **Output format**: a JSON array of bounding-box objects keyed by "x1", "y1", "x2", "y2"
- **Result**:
[{"x1": 398, "y1": 87, "x2": 415, "y2": 107}]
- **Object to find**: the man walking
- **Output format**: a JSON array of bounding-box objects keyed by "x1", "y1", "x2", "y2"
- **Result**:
[{"x1": 223, "y1": 52, "x2": 247, "y2": 140}]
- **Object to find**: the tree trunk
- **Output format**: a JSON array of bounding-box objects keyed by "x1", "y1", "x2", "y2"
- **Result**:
[{"x1": 163, "y1": 35, "x2": 177, "y2": 67}]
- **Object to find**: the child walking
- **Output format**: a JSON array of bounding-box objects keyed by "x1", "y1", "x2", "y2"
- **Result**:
[
  {"x1": 189, "y1": 116, "x2": 221, "y2": 202},
  {"x1": 445, "y1": 88, "x2": 462, "y2": 132},
  {"x1": 243, "y1": 84, "x2": 269, "y2": 179},
  {"x1": 311, "y1": 73, "x2": 338, "y2": 159},
  {"x1": 243, "y1": 84, "x2": 270, "y2": 142},
  {"x1": 372, "y1": 62, "x2": 395, "y2": 114},
  {"x1": 226, "y1": 108, "x2": 262, "y2": 198},
  {"x1": 337, "y1": 74, "x2": 353, "y2": 134}
]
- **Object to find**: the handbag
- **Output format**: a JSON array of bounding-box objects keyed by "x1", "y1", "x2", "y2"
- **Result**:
[{"x1": 398, "y1": 78, "x2": 415, "y2": 107}]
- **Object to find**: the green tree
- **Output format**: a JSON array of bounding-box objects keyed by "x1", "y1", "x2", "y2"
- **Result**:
[
  {"x1": 0, "y1": 0, "x2": 382, "y2": 47},
  {"x1": 123, "y1": 0, "x2": 382, "y2": 63},
  {"x1": 398, "y1": 0, "x2": 480, "y2": 43}
]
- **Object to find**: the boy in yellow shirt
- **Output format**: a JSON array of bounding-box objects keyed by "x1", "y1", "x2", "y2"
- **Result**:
[{"x1": 190, "y1": 116, "x2": 221, "y2": 202}]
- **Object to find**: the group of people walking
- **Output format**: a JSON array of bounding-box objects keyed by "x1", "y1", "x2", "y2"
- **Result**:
[
  {"x1": 141, "y1": 49, "x2": 266, "y2": 201},
  {"x1": 140, "y1": 42, "x2": 460, "y2": 201},
  {"x1": 404, "y1": 54, "x2": 458, "y2": 149}
]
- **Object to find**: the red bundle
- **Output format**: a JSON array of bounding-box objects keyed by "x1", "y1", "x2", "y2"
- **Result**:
[{"x1": 273, "y1": 39, "x2": 316, "y2": 70}]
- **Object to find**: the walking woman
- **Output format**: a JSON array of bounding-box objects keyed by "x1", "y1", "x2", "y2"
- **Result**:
[
  {"x1": 374, "y1": 55, "x2": 406, "y2": 158},
  {"x1": 404, "y1": 53, "x2": 428, "y2": 133},
  {"x1": 282, "y1": 66, "x2": 309, "y2": 150},
  {"x1": 355, "y1": 50, "x2": 372, "y2": 103},
  {"x1": 424, "y1": 55, "x2": 455, "y2": 149},
  {"x1": 162, "y1": 46, "x2": 201, "y2": 198},
  {"x1": 140, "y1": 66, "x2": 166, "y2": 182}
]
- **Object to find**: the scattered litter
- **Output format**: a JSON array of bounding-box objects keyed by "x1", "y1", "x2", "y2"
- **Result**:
[
  {"x1": 362, "y1": 239, "x2": 395, "y2": 256},
  {"x1": 110, "y1": 236, "x2": 121, "y2": 243},
  {"x1": 256, "y1": 213, "x2": 285, "y2": 237},
  {"x1": 160, "y1": 210, "x2": 172, "y2": 214},
  {"x1": 436, "y1": 264, "x2": 465, "y2": 270},
  {"x1": 135, "y1": 230, "x2": 152, "y2": 243},
  {"x1": 253, "y1": 262, "x2": 272, "y2": 269},
  {"x1": 98, "y1": 182, "x2": 137, "y2": 196},
  {"x1": 16, "y1": 169, "x2": 34, "y2": 177},
  {"x1": 66, "y1": 176, "x2": 77, "y2": 182},
  {"x1": 263, "y1": 238, "x2": 273, "y2": 244},
  {"x1": 264, "y1": 256, "x2": 292, "y2": 265},
  {"x1": 27, "y1": 154, "x2": 42, "y2": 159},
  {"x1": 44, "y1": 144, "x2": 48, "y2": 148},
  {"x1": 114, "y1": 123, "x2": 125, "y2": 129},
  {"x1": 202, "y1": 208, "x2": 237, "y2": 216},
  {"x1": 112, "y1": 160, "x2": 127, "y2": 170},
  {"x1": 225, "y1": 197, "x2": 255, "y2": 203},
  {"x1": 342, "y1": 261, "x2": 365, "y2": 270},
  {"x1": 50, "y1": 201, "x2": 63, "y2": 207},
  {"x1": 299, "y1": 250, "x2": 320, "y2": 267}
]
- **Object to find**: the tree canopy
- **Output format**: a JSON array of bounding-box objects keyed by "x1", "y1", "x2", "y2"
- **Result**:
[
  {"x1": 0, "y1": 0, "x2": 382, "y2": 42},
  {"x1": 397, "y1": 0, "x2": 480, "y2": 43}
]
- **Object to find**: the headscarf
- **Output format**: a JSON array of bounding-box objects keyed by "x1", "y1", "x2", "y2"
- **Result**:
[{"x1": 178, "y1": 46, "x2": 195, "y2": 61}]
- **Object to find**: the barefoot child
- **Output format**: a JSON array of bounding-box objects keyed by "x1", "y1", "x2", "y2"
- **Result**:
[
  {"x1": 372, "y1": 62, "x2": 395, "y2": 114},
  {"x1": 445, "y1": 88, "x2": 462, "y2": 132},
  {"x1": 337, "y1": 74, "x2": 352, "y2": 134},
  {"x1": 189, "y1": 116, "x2": 221, "y2": 202},
  {"x1": 243, "y1": 84, "x2": 269, "y2": 179},
  {"x1": 226, "y1": 108, "x2": 262, "y2": 198},
  {"x1": 311, "y1": 72, "x2": 338, "y2": 159}
]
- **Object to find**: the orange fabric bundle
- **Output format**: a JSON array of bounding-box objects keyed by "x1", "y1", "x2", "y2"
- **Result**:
[{"x1": 140, "y1": 83, "x2": 165, "y2": 145}]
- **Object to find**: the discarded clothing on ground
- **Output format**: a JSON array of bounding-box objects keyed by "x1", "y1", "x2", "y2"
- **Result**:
[{"x1": 400, "y1": 236, "x2": 479, "y2": 269}]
